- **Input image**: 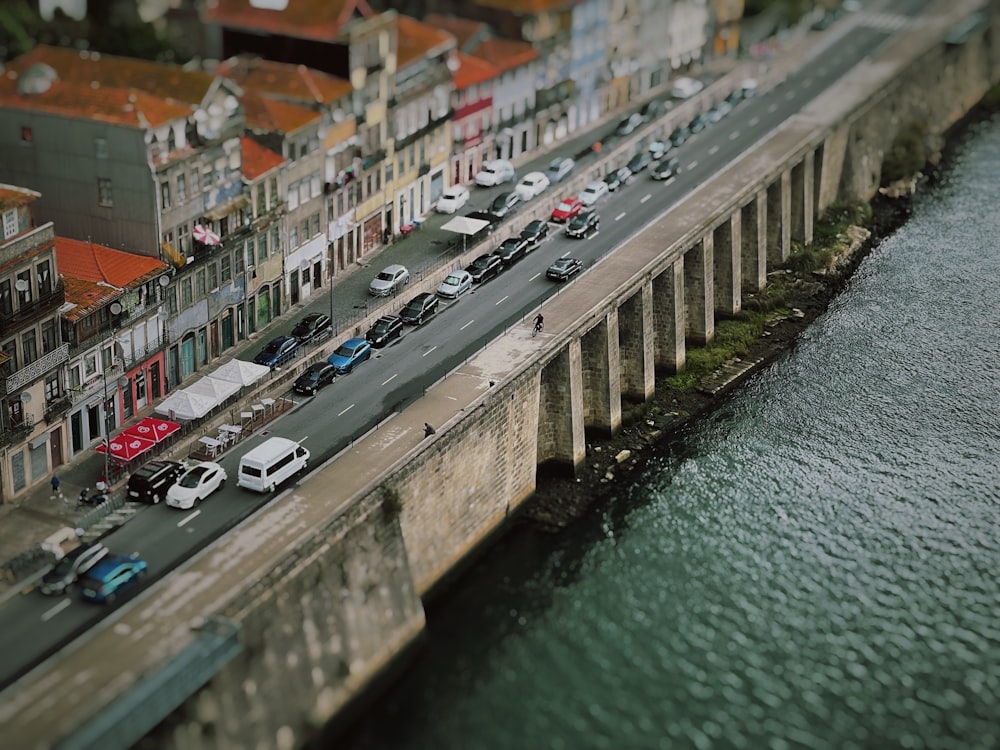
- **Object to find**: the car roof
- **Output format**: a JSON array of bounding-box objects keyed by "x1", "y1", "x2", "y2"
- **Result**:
[
  {"x1": 342, "y1": 337, "x2": 367, "y2": 346},
  {"x1": 381, "y1": 264, "x2": 407, "y2": 274},
  {"x1": 376, "y1": 314, "x2": 399, "y2": 323}
]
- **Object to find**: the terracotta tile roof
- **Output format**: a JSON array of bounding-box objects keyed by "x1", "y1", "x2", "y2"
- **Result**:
[
  {"x1": 473, "y1": 0, "x2": 575, "y2": 12},
  {"x1": 0, "y1": 184, "x2": 40, "y2": 211},
  {"x1": 8, "y1": 45, "x2": 215, "y2": 107},
  {"x1": 423, "y1": 14, "x2": 488, "y2": 49},
  {"x1": 470, "y1": 37, "x2": 539, "y2": 73},
  {"x1": 218, "y1": 56, "x2": 351, "y2": 106},
  {"x1": 55, "y1": 237, "x2": 168, "y2": 321},
  {"x1": 241, "y1": 136, "x2": 285, "y2": 181},
  {"x1": 0, "y1": 75, "x2": 191, "y2": 129},
  {"x1": 241, "y1": 91, "x2": 320, "y2": 135},
  {"x1": 397, "y1": 15, "x2": 456, "y2": 69},
  {"x1": 453, "y1": 52, "x2": 498, "y2": 91},
  {"x1": 206, "y1": 0, "x2": 377, "y2": 43}
]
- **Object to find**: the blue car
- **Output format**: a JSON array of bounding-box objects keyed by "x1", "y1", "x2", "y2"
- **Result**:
[
  {"x1": 78, "y1": 554, "x2": 148, "y2": 604},
  {"x1": 253, "y1": 335, "x2": 300, "y2": 369},
  {"x1": 327, "y1": 337, "x2": 372, "y2": 374}
]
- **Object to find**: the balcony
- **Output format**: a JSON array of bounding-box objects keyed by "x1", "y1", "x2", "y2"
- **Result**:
[
  {"x1": 4, "y1": 343, "x2": 69, "y2": 396},
  {"x1": 361, "y1": 149, "x2": 387, "y2": 170},
  {"x1": 394, "y1": 109, "x2": 455, "y2": 152},
  {"x1": 122, "y1": 336, "x2": 169, "y2": 369},
  {"x1": 0, "y1": 281, "x2": 66, "y2": 339},
  {"x1": 68, "y1": 362, "x2": 124, "y2": 406},
  {"x1": 44, "y1": 395, "x2": 72, "y2": 423},
  {"x1": 0, "y1": 419, "x2": 33, "y2": 449}
]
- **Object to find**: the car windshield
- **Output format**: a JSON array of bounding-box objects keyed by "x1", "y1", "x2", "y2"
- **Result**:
[
  {"x1": 179, "y1": 468, "x2": 207, "y2": 488},
  {"x1": 443, "y1": 275, "x2": 462, "y2": 286},
  {"x1": 557, "y1": 201, "x2": 574, "y2": 211},
  {"x1": 471, "y1": 257, "x2": 490, "y2": 269},
  {"x1": 376, "y1": 271, "x2": 393, "y2": 282},
  {"x1": 263, "y1": 341, "x2": 281, "y2": 353},
  {"x1": 481, "y1": 166, "x2": 496, "y2": 174},
  {"x1": 50, "y1": 556, "x2": 76, "y2": 576},
  {"x1": 373, "y1": 320, "x2": 392, "y2": 333},
  {"x1": 334, "y1": 344, "x2": 356, "y2": 357}
]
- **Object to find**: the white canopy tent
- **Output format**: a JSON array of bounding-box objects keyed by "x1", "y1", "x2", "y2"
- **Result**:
[
  {"x1": 440, "y1": 215, "x2": 492, "y2": 253},
  {"x1": 185, "y1": 375, "x2": 241, "y2": 403},
  {"x1": 209, "y1": 359, "x2": 270, "y2": 387},
  {"x1": 155, "y1": 390, "x2": 218, "y2": 421}
]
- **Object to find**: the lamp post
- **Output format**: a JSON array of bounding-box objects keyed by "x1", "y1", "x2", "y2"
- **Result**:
[{"x1": 102, "y1": 301, "x2": 123, "y2": 487}]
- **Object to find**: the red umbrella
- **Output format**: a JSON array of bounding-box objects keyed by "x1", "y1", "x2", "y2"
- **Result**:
[
  {"x1": 193, "y1": 224, "x2": 221, "y2": 246},
  {"x1": 97, "y1": 434, "x2": 155, "y2": 461},
  {"x1": 127, "y1": 417, "x2": 181, "y2": 444}
]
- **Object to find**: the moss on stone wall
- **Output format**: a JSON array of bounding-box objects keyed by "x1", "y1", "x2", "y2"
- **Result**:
[{"x1": 882, "y1": 121, "x2": 930, "y2": 184}]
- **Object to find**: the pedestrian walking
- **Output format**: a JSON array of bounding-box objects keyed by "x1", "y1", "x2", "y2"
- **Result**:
[{"x1": 50, "y1": 475, "x2": 62, "y2": 499}]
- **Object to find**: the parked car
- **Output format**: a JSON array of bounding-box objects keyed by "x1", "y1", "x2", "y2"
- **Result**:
[
  {"x1": 615, "y1": 112, "x2": 644, "y2": 137},
  {"x1": 437, "y1": 269, "x2": 473, "y2": 299},
  {"x1": 365, "y1": 315, "x2": 404, "y2": 348},
  {"x1": 551, "y1": 197, "x2": 584, "y2": 223},
  {"x1": 328, "y1": 337, "x2": 373, "y2": 374},
  {"x1": 293, "y1": 362, "x2": 337, "y2": 395},
  {"x1": 167, "y1": 461, "x2": 228, "y2": 510},
  {"x1": 707, "y1": 100, "x2": 733, "y2": 122},
  {"x1": 291, "y1": 313, "x2": 332, "y2": 344},
  {"x1": 545, "y1": 156, "x2": 576, "y2": 184},
  {"x1": 474, "y1": 159, "x2": 515, "y2": 187},
  {"x1": 39, "y1": 541, "x2": 109, "y2": 596},
  {"x1": 546, "y1": 257, "x2": 584, "y2": 282},
  {"x1": 253, "y1": 335, "x2": 300, "y2": 369},
  {"x1": 670, "y1": 126, "x2": 692, "y2": 147},
  {"x1": 579, "y1": 180, "x2": 610, "y2": 206},
  {"x1": 400, "y1": 293, "x2": 440, "y2": 325},
  {"x1": 566, "y1": 209, "x2": 600, "y2": 239},
  {"x1": 514, "y1": 171, "x2": 550, "y2": 201},
  {"x1": 648, "y1": 140, "x2": 671, "y2": 162},
  {"x1": 465, "y1": 252, "x2": 503, "y2": 284},
  {"x1": 689, "y1": 114, "x2": 710, "y2": 133},
  {"x1": 739, "y1": 78, "x2": 759, "y2": 97},
  {"x1": 127, "y1": 459, "x2": 184, "y2": 504},
  {"x1": 626, "y1": 152, "x2": 651, "y2": 174},
  {"x1": 488, "y1": 191, "x2": 520, "y2": 220},
  {"x1": 369, "y1": 264, "x2": 410, "y2": 297},
  {"x1": 670, "y1": 76, "x2": 704, "y2": 99},
  {"x1": 436, "y1": 184, "x2": 470, "y2": 213},
  {"x1": 496, "y1": 236, "x2": 529, "y2": 266},
  {"x1": 520, "y1": 219, "x2": 550, "y2": 246},
  {"x1": 640, "y1": 99, "x2": 666, "y2": 120},
  {"x1": 604, "y1": 167, "x2": 631, "y2": 192},
  {"x1": 78, "y1": 554, "x2": 148, "y2": 604},
  {"x1": 651, "y1": 156, "x2": 681, "y2": 181}
]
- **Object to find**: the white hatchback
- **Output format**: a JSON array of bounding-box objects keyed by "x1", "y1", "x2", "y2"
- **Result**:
[
  {"x1": 167, "y1": 461, "x2": 227, "y2": 509},
  {"x1": 514, "y1": 171, "x2": 551, "y2": 201},
  {"x1": 436, "y1": 185, "x2": 470, "y2": 214},
  {"x1": 437, "y1": 269, "x2": 473, "y2": 299},
  {"x1": 579, "y1": 180, "x2": 610, "y2": 206}
]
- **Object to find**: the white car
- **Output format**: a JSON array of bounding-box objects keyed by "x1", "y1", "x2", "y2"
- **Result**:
[
  {"x1": 436, "y1": 185, "x2": 470, "y2": 214},
  {"x1": 369, "y1": 264, "x2": 410, "y2": 297},
  {"x1": 579, "y1": 180, "x2": 610, "y2": 206},
  {"x1": 437, "y1": 269, "x2": 473, "y2": 299},
  {"x1": 514, "y1": 171, "x2": 550, "y2": 201},
  {"x1": 474, "y1": 159, "x2": 516, "y2": 187},
  {"x1": 670, "y1": 76, "x2": 705, "y2": 99},
  {"x1": 166, "y1": 461, "x2": 227, "y2": 509}
]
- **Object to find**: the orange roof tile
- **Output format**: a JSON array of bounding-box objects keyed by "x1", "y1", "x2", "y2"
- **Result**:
[
  {"x1": 55, "y1": 237, "x2": 168, "y2": 320},
  {"x1": 470, "y1": 37, "x2": 539, "y2": 74},
  {"x1": 453, "y1": 52, "x2": 498, "y2": 91},
  {"x1": 8, "y1": 45, "x2": 215, "y2": 107},
  {"x1": 473, "y1": 0, "x2": 574, "y2": 12},
  {"x1": 218, "y1": 57, "x2": 351, "y2": 106},
  {"x1": 241, "y1": 136, "x2": 286, "y2": 181},
  {"x1": 423, "y1": 14, "x2": 489, "y2": 49},
  {"x1": 241, "y1": 91, "x2": 320, "y2": 134},
  {"x1": 397, "y1": 15, "x2": 455, "y2": 69},
  {"x1": 0, "y1": 77, "x2": 191, "y2": 129},
  {"x1": 0, "y1": 184, "x2": 40, "y2": 211},
  {"x1": 206, "y1": 0, "x2": 376, "y2": 43}
]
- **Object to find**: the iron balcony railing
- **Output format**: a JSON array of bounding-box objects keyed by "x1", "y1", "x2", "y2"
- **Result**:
[{"x1": 4, "y1": 343, "x2": 69, "y2": 396}]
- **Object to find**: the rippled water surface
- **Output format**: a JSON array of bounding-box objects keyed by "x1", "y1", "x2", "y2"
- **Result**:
[{"x1": 341, "y1": 116, "x2": 1000, "y2": 750}]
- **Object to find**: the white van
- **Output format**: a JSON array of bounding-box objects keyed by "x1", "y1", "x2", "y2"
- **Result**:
[
  {"x1": 237, "y1": 437, "x2": 310, "y2": 493},
  {"x1": 474, "y1": 159, "x2": 515, "y2": 187}
]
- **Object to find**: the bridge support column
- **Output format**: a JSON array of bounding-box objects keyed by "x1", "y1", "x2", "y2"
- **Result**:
[
  {"x1": 653, "y1": 260, "x2": 685, "y2": 373},
  {"x1": 581, "y1": 311, "x2": 622, "y2": 438},
  {"x1": 537, "y1": 340, "x2": 586, "y2": 474},
  {"x1": 766, "y1": 170, "x2": 792, "y2": 264},
  {"x1": 791, "y1": 151, "x2": 815, "y2": 246},
  {"x1": 684, "y1": 233, "x2": 714, "y2": 346},
  {"x1": 741, "y1": 190, "x2": 767, "y2": 292},
  {"x1": 713, "y1": 212, "x2": 741, "y2": 317},
  {"x1": 619, "y1": 283, "x2": 655, "y2": 401}
]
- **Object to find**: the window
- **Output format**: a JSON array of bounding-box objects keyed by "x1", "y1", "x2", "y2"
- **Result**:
[
  {"x1": 69, "y1": 365, "x2": 81, "y2": 389},
  {"x1": 271, "y1": 227, "x2": 280, "y2": 257},
  {"x1": 221, "y1": 255, "x2": 232, "y2": 283},
  {"x1": 256, "y1": 183, "x2": 266, "y2": 217},
  {"x1": 101, "y1": 344, "x2": 112, "y2": 371},
  {"x1": 180, "y1": 278, "x2": 193, "y2": 307},
  {"x1": 94, "y1": 137, "x2": 108, "y2": 158},
  {"x1": 203, "y1": 166, "x2": 214, "y2": 188},
  {"x1": 40, "y1": 319, "x2": 57, "y2": 353},
  {"x1": 298, "y1": 181, "x2": 309, "y2": 204},
  {"x1": 166, "y1": 286, "x2": 178, "y2": 315},
  {"x1": 268, "y1": 177, "x2": 278, "y2": 209},
  {"x1": 36, "y1": 260, "x2": 52, "y2": 296},
  {"x1": 191, "y1": 169, "x2": 201, "y2": 194},
  {"x1": 84, "y1": 352, "x2": 98, "y2": 378},
  {"x1": 310, "y1": 175, "x2": 321, "y2": 198},
  {"x1": 16, "y1": 270, "x2": 32, "y2": 305},
  {"x1": 236, "y1": 242, "x2": 246, "y2": 274},
  {"x1": 45, "y1": 373, "x2": 60, "y2": 402},
  {"x1": 257, "y1": 233, "x2": 268, "y2": 263},
  {"x1": 207, "y1": 263, "x2": 218, "y2": 291},
  {"x1": 177, "y1": 173, "x2": 187, "y2": 203},
  {"x1": 21, "y1": 330, "x2": 37, "y2": 365},
  {"x1": 167, "y1": 128, "x2": 176, "y2": 153},
  {"x1": 309, "y1": 213, "x2": 320, "y2": 238},
  {"x1": 178, "y1": 223, "x2": 190, "y2": 254},
  {"x1": 160, "y1": 181, "x2": 171, "y2": 209},
  {"x1": 288, "y1": 181, "x2": 299, "y2": 211},
  {"x1": 21, "y1": 127, "x2": 32, "y2": 143},
  {"x1": 2, "y1": 209, "x2": 17, "y2": 239},
  {"x1": 195, "y1": 269, "x2": 206, "y2": 298},
  {"x1": 289, "y1": 225, "x2": 298, "y2": 249},
  {"x1": 1, "y1": 340, "x2": 17, "y2": 372},
  {"x1": 98, "y1": 178, "x2": 113, "y2": 207}
]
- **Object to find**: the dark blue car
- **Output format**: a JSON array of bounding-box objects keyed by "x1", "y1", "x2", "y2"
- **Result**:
[
  {"x1": 253, "y1": 335, "x2": 300, "y2": 369},
  {"x1": 78, "y1": 554, "x2": 148, "y2": 604}
]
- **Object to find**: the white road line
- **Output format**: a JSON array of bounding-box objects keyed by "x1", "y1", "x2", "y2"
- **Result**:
[
  {"x1": 338, "y1": 404, "x2": 354, "y2": 416},
  {"x1": 802, "y1": 78, "x2": 813, "y2": 88},
  {"x1": 496, "y1": 296, "x2": 508, "y2": 305},
  {"x1": 785, "y1": 90, "x2": 795, "y2": 100},
  {"x1": 178, "y1": 509, "x2": 201, "y2": 527},
  {"x1": 529, "y1": 272, "x2": 541, "y2": 281},
  {"x1": 729, "y1": 130, "x2": 740, "y2": 140},
  {"x1": 41, "y1": 599, "x2": 71, "y2": 622},
  {"x1": 381, "y1": 374, "x2": 397, "y2": 385},
  {"x1": 460, "y1": 319, "x2": 475, "y2": 330},
  {"x1": 709, "y1": 145, "x2": 719, "y2": 155},
  {"x1": 641, "y1": 194, "x2": 651, "y2": 203},
  {"x1": 688, "y1": 160, "x2": 699, "y2": 169},
  {"x1": 750, "y1": 116, "x2": 760, "y2": 126},
  {"x1": 615, "y1": 212, "x2": 627, "y2": 221},
  {"x1": 422, "y1": 346, "x2": 438, "y2": 357},
  {"x1": 768, "y1": 104, "x2": 778, "y2": 113}
]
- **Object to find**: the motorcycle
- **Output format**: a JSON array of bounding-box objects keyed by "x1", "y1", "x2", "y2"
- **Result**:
[{"x1": 77, "y1": 487, "x2": 109, "y2": 507}]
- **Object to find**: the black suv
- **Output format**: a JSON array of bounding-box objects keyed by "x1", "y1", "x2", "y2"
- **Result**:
[
  {"x1": 366, "y1": 315, "x2": 404, "y2": 347},
  {"x1": 566, "y1": 210, "x2": 600, "y2": 239},
  {"x1": 496, "y1": 237, "x2": 529, "y2": 265},
  {"x1": 466, "y1": 253, "x2": 503, "y2": 284},
  {"x1": 127, "y1": 459, "x2": 184, "y2": 504},
  {"x1": 626, "y1": 152, "x2": 651, "y2": 174},
  {"x1": 400, "y1": 293, "x2": 440, "y2": 325},
  {"x1": 488, "y1": 191, "x2": 520, "y2": 220},
  {"x1": 291, "y1": 313, "x2": 332, "y2": 344},
  {"x1": 293, "y1": 362, "x2": 337, "y2": 395},
  {"x1": 520, "y1": 219, "x2": 549, "y2": 246}
]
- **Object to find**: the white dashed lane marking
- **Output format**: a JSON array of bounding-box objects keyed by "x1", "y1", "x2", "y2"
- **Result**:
[
  {"x1": 615, "y1": 212, "x2": 627, "y2": 221},
  {"x1": 381, "y1": 374, "x2": 397, "y2": 385},
  {"x1": 41, "y1": 600, "x2": 71, "y2": 622},
  {"x1": 338, "y1": 404, "x2": 354, "y2": 416},
  {"x1": 460, "y1": 320, "x2": 475, "y2": 330},
  {"x1": 178, "y1": 510, "x2": 201, "y2": 528},
  {"x1": 422, "y1": 346, "x2": 438, "y2": 356}
]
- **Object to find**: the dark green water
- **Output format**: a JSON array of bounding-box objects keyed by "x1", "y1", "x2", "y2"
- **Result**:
[{"x1": 340, "y1": 114, "x2": 1000, "y2": 750}]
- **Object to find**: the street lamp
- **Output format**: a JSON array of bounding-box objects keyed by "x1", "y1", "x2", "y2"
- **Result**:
[{"x1": 102, "y1": 301, "x2": 123, "y2": 488}]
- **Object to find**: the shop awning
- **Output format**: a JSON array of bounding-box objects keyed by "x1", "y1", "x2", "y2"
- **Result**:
[
  {"x1": 123, "y1": 417, "x2": 181, "y2": 444},
  {"x1": 97, "y1": 434, "x2": 155, "y2": 461}
]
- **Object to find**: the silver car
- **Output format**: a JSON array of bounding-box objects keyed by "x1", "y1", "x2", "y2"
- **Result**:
[
  {"x1": 369, "y1": 264, "x2": 410, "y2": 297},
  {"x1": 39, "y1": 542, "x2": 109, "y2": 596}
]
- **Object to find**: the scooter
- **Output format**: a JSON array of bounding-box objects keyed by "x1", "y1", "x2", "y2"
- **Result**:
[{"x1": 77, "y1": 487, "x2": 109, "y2": 507}]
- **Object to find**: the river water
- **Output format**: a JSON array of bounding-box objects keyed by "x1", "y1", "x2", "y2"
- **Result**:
[{"x1": 339, "y1": 113, "x2": 1000, "y2": 750}]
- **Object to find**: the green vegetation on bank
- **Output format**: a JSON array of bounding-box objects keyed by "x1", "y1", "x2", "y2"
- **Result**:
[{"x1": 882, "y1": 121, "x2": 929, "y2": 184}]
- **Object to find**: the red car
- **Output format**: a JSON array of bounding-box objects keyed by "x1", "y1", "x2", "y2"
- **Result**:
[{"x1": 550, "y1": 197, "x2": 583, "y2": 223}]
